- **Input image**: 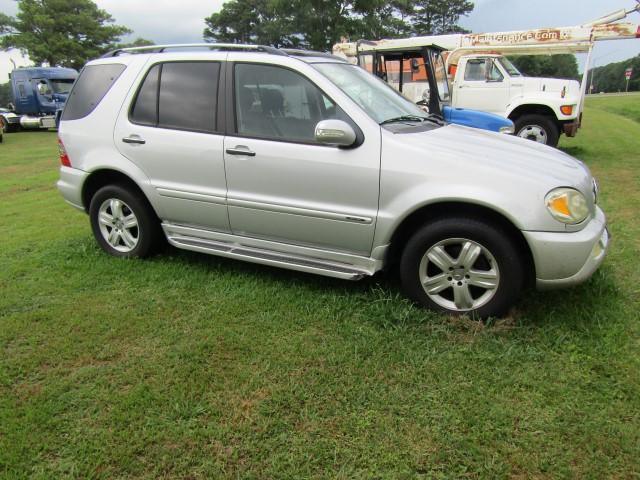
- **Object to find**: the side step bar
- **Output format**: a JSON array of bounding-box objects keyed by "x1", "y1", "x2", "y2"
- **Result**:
[{"x1": 165, "y1": 232, "x2": 373, "y2": 281}]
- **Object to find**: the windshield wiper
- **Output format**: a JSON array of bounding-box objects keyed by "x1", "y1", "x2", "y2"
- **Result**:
[
  {"x1": 379, "y1": 115, "x2": 429, "y2": 125},
  {"x1": 380, "y1": 114, "x2": 445, "y2": 126}
]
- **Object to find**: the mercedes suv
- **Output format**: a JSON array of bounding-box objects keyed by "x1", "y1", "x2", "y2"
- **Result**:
[{"x1": 57, "y1": 44, "x2": 609, "y2": 318}]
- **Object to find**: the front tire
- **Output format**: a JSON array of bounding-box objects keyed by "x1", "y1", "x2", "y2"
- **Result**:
[
  {"x1": 89, "y1": 184, "x2": 161, "y2": 258},
  {"x1": 514, "y1": 114, "x2": 559, "y2": 147},
  {"x1": 400, "y1": 217, "x2": 524, "y2": 318}
]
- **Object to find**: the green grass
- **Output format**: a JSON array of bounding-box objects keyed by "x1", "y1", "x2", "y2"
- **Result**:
[
  {"x1": 1, "y1": 97, "x2": 640, "y2": 479},
  {"x1": 586, "y1": 92, "x2": 640, "y2": 124}
]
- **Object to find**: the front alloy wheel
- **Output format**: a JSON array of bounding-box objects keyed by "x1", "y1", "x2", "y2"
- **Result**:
[
  {"x1": 420, "y1": 238, "x2": 499, "y2": 311},
  {"x1": 400, "y1": 217, "x2": 524, "y2": 318}
]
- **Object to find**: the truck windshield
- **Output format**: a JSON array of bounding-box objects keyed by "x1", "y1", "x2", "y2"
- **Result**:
[
  {"x1": 50, "y1": 79, "x2": 75, "y2": 94},
  {"x1": 313, "y1": 62, "x2": 430, "y2": 124},
  {"x1": 498, "y1": 57, "x2": 522, "y2": 77}
]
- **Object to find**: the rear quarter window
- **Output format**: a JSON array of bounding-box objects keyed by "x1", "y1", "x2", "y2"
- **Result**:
[{"x1": 62, "y1": 64, "x2": 126, "y2": 121}]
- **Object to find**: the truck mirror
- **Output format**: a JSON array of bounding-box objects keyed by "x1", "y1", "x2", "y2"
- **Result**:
[{"x1": 410, "y1": 58, "x2": 420, "y2": 73}]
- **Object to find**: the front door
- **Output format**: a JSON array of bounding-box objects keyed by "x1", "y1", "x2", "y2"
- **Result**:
[
  {"x1": 223, "y1": 62, "x2": 380, "y2": 255},
  {"x1": 114, "y1": 56, "x2": 229, "y2": 231},
  {"x1": 454, "y1": 58, "x2": 510, "y2": 115}
]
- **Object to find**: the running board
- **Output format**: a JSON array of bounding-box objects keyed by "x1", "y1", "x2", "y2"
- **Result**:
[{"x1": 164, "y1": 227, "x2": 375, "y2": 281}]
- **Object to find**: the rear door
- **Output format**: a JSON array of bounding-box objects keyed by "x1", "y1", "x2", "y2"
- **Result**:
[
  {"x1": 114, "y1": 54, "x2": 229, "y2": 231},
  {"x1": 223, "y1": 59, "x2": 380, "y2": 255}
]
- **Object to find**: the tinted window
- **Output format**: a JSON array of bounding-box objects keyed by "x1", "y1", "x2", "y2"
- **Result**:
[
  {"x1": 130, "y1": 62, "x2": 219, "y2": 133},
  {"x1": 235, "y1": 64, "x2": 349, "y2": 143},
  {"x1": 131, "y1": 64, "x2": 160, "y2": 126},
  {"x1": 62, "y1": 64, "x2": 126, "y2": 121}
]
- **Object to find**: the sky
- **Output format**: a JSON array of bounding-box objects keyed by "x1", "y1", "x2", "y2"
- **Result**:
[{"x1": 1, "y1": 0, "x2": 639, "y2": 81}]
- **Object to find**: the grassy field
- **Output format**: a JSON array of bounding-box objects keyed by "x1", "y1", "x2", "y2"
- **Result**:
[{"x1": 1, "y1": 96, "x2": 639, "y2": 479}]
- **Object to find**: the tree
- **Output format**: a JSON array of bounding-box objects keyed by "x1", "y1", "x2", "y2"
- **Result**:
[
  {"x1": 587, "y1": 55, "x2": 639, "y2": 93},
  {"x1": 410, "y1": 0, "x2": 473, "y2": 35},
  {"x1": 0, "y1": 0, "x2": 132, "y2": 70},
  {"x1": 113, "y1": 37, "x2": 155, "y2": 50},
  {"x1": 203, "y1": 0, "x2": 474, "y2": 52},
  {"x1": 0, "y1": 82, "x2": 12, "y2": 108},
  {"x1": 509, "y1": 54, "x2": 579, "y2": 80}
]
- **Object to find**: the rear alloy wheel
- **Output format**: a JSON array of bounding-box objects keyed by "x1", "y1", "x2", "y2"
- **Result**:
[
  {"x1": 400, "y1": 217, "x2": 524, "y2": 318},
  {"x1": 89, "y1": 184, "x2": 161, "y2": 258},
  {"x1": 514, "y1": 114, "x2": 559, "y2": 147}
]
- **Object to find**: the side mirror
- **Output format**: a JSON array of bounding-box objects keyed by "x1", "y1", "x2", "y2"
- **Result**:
[
  {"x1": 410, "y1": 58, "x2": 420, "y2": 73},
  {"x1": 315, "y1": 120, "x2": 357, "y2": 147}
]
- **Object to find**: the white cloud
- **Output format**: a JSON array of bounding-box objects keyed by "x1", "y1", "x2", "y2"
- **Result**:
[{"x1": 0, "y1": 49, "x2": 31, "y2": 85}]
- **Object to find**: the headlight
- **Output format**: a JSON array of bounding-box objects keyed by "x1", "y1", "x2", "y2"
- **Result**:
[
  {"x1": 499, "y1": 125, "x2": 514, "y2": 135},
  {"x1": 545, "y1": 187, "x2": 589, "y2": 224}
]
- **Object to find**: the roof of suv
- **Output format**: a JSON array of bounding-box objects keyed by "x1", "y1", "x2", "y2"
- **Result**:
[{"x1": 100, "y1": 43, "x2": 348, "y2": 64}]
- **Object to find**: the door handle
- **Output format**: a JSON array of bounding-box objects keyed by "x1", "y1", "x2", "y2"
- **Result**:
[
  {"x1": 225, "y1": 147, "x2": 256, "y2": 157},
  {"x1": 122, "y1": 136, "x2": 146, "y2": 145}
]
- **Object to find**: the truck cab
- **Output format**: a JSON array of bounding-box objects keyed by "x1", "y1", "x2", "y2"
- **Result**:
[
  {"x1": 1, "y1": 67, "x2": 77, "y2": 132},
  {"x1": 357, "y1": 45, "x2": 515, "y2": 135},
  {"x1": 451, "y1": 55, "x2": 581, "y2": 147}
]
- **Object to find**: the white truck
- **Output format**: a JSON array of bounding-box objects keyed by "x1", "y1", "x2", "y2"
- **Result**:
[{"x1": 334, "y1": 4, "x2": 639, "y2": 147}]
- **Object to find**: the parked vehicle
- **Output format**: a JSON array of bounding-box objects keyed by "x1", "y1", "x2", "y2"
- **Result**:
[
  {"x1": 334, "y1": 4, "x2": 640, "y2": 146},
  {"x1": 57, "y1": 44, "x2": 609, "y2": 318},
  {"x1": 0, "y1": 67, "x2": 78, "y2": 133},
  {"x1": 353, "y1": 43, "x2": 515, "y2": 135}
]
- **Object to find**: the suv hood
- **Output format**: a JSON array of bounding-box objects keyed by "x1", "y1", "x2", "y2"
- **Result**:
[{"x1": 384, "y1": 123, "x2": 592, "y2": 189}]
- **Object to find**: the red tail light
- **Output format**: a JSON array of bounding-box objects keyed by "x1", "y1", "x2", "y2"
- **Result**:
[{"x1": 58, "y1": 137, "x2": 71, "y2": 167}]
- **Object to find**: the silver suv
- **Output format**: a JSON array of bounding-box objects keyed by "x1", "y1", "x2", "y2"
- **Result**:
[{"x1": 57, "y1": 44, "x2": 609, "y2": 318}]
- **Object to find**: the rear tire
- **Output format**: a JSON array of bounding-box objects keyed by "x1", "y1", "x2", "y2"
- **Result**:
[
  {"x1": 89, "y1": 184, "x2": 162, "y2": 258},
  {"x1": 514, "y1": 114, "x2": 559, "y2": 147},
  {"x1": 399, "y1": 217, "x2": 524, "y2": 318}
]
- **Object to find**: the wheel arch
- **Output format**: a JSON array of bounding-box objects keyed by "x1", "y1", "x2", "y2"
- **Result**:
[
  {"x1": 385, "y1": 201, "x2": 535, "y2": 287},
  {"x1": 508, "y1": 103, "x2": 558, "y2": 122},
  {"x1": 82, "y1": 168, "x2": 159, "y2": 218}
]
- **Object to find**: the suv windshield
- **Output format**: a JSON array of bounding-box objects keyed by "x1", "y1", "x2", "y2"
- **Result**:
[
  {"x1": 498, "y1": 57, "x2": 521, "y2": 77},
  {"x1": 313, "y1": 62, "x2": 431, "y2": 124}
]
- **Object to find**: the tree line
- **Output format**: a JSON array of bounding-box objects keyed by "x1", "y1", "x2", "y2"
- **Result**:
[
  {"x1": 587, "y1": 55, "x2": 640, "y2": 93},
  {"x1": 0, "y1": 0, "x2": 473, "y2": 70},
  {"x1": 203, "y1": 0, "x2": 473, "y2": 52},
  {"x1": 0, "y1": 0, "x2": 593, "y2": 84}
]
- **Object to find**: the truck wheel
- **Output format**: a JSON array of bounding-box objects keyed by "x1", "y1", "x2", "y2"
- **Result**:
[
  {"x1": 89, "y1": 184, "x2": 162, "y2": 258},
  {"x1": 399, "y1": 217, "x2": 524, "y2": 319},
  {"x1": 514, "y1": 114, "x2": 559, "y2": 147}
]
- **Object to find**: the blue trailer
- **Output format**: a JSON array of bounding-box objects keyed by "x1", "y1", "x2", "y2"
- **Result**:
[{"x1": 0, "y1": 67, "x2": 78, "y2": 132}]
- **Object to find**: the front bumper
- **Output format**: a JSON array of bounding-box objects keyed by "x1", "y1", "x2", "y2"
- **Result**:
[
  {"x1": 57, "y1": 166, "x2": 88, "y2": 211},
  {"x1": 522, "y1": 207, "x2": 609, "y2": 290}
]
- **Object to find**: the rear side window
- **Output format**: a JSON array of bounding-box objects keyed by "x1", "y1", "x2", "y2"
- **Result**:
[
  {"x1": 62, "y1": 64, "x2": 126, "y2": 121},
  {"x1": 130, "y1": 62, "x2": 220, "y2": 133},
  {"x1": 131, "y1": 65, "x2": 160, "y2": 126}
]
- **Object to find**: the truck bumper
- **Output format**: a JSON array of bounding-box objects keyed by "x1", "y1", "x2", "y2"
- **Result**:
[
  {"x1": 57, "y1": 166, "x2": 88, "y2": 211},
  {"x1": 563, "y1": 120, "x2": 580, "y2": 137},
  {"x1": 522, "y1": 207, "x2": 609, "y2": 290}
]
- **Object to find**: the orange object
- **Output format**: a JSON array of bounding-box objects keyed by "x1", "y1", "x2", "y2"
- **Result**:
[{"x1": 560, "y1": 105, "x2": 574, "y2": 116}]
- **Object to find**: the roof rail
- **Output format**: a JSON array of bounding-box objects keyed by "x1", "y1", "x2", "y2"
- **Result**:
[
  {"x1": 101, "y1": 43, "x2": 286, "y2": 58},
  {"x1": 280, "y1": 48, "x2": 347, "y2": 61}
]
